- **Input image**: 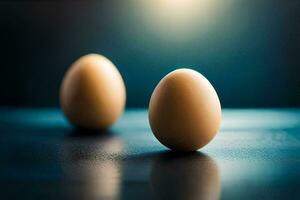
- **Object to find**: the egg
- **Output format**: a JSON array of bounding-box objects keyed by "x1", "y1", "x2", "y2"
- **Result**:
[
  {"x1": 148, "y1": 68, "x2": 221, "y2": 151},
  {"x1": 60, "y1": 54, "x2": 126, "y2": 130}
]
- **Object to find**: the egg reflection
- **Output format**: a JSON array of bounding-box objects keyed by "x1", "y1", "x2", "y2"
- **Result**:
[
  {"x1": 61, "y1": 130, "x2": 123, "y2": 200},
  {"x1": 151, "y1": 152, "x2": 220, "y2": 200}
]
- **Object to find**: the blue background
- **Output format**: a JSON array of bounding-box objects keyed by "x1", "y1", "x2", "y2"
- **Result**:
[{"x1": 0, "y1": 0, "x2": 299, "y2": 108}]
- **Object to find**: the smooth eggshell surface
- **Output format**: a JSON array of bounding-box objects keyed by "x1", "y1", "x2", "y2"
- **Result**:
[
  {"x1": 60, "y1": 54, "x2": 126, "y2": 130},
  {"x1": 148, "y1": 68, "x2": 221, "y2": 151}
]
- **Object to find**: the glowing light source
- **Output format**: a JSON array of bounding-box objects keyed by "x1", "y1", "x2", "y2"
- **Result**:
[{"x1": 127, "y1": 0, "x2": 231, "y2": 41}]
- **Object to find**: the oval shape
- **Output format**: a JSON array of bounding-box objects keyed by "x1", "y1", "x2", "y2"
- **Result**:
[
  {"x1": 60, "y1": 54, "x2": 126, "y2": 130},
  {"x1": 148, "y1": 68, "x2": 221, "y2": 151}
]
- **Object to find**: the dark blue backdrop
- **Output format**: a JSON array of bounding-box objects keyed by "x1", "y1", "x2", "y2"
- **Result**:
[{"x1": 0, "y1": 0, "x2": 299, "y2": 108}]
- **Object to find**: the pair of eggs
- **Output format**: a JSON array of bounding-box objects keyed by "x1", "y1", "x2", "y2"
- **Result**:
[{"x1": 60, "y1": 54, "x2": 221, "y2": 151}]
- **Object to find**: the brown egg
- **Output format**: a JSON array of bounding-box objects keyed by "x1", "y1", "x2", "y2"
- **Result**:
[
  {"x1": 60, "y1": 54, "x2": 126, "y2": 130},
  {"x1": 148, "y1": 68, "x2": 221, "y2": 151}
]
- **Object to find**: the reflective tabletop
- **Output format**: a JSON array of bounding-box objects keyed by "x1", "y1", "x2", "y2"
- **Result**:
[{"x1": 0, "y1": 108, "x2": 299, "y2": 200}]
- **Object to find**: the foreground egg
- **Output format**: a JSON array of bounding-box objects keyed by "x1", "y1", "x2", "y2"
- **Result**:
[
  {"x1": 148, "y1": 68, "x2": 221, "y2": 151},
  {"x1": 60, "y1": 54, "x2": 126, "y2": 130}
]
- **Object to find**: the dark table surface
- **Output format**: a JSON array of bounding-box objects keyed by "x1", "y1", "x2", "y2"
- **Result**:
[{"x1": 0, "y1": 108, "x2": 300, "y2": 200}]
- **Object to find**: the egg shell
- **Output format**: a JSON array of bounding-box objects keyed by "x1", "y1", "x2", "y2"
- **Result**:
[
  {"x1": 148, "y1": 68, "x2": 221, "y2": 151},
  {"x1": 60, "y1": 54, "x2": 126, "y2": 130}
]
